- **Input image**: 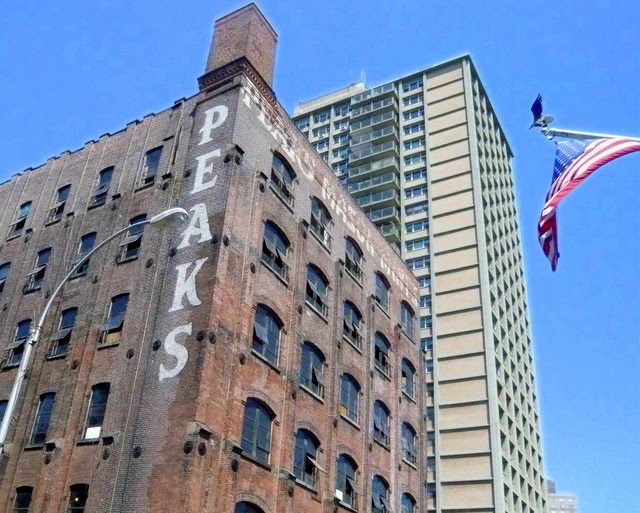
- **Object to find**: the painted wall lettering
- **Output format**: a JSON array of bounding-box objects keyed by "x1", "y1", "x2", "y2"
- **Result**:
[
  {"x1": 199, "y1": 106, "x2": 229, "y2": 145},
  {"x1": 159, "y1": 323, "x2": 192, "y2": 381},
  {"x1": 178, "y1": 203, "x2": 213, "y2": 249},
  {"x1": 192, "y1": 150, "x2": 220, "y2": 194}
]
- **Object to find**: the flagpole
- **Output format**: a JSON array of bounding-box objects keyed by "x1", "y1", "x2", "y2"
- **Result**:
[{"x1": 542, "y1": 126, "x2": 640, "y2": 142}]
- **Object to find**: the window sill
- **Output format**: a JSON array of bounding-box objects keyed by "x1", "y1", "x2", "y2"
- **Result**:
[
  {"x1": 342, "y1": 335, "x2": 362, "y2": 354},
  {"x1": 299, "y1": 384, "x2": 324, "y2": 404},
  {"x1": 305, "y1": 301, "x2": 329, "y2": 323},
  {"x1": 344, "y1": 267, "x2": 363, "y2": 288},
  {"x1": 339, "y1": 413, "x2": 360, "y2": 431},
  {"x1": 402, "y1": 457, "x2": 418, "y2": 469},
  {"x1": 87, "y1": 199, "x2": 106, "y2": 210},
  {"x1": 260, "y1": 260, "x2": 289, "y2": 286},
  {"x1": 2, "y1": 363, "x2": 20, "y2": 371},
  {"x1": 294, "y1": 478, "x2": 318, "y2": 495},
  {"x1": 240, "y1": 452, "x2": 272, "y2": 471},
  {"x1": 45, "y1": 353, "x2": 68, "y2": 361},
  {"x1": 401, "y1": 329, "x2": 416, "y2": 343},
  {"x1": 97, "y1": 341, "x2": 120, "y2": 351},
  {"x1": 250, "y1": 349, "x2": 281, "y2": 374},
  {"x1": 134, "y1": 180, "x2": 155, "y2": 193},
  {"x1": 116, "y1": 255, "x2": 139, "y2": 265},
  {"x1": 336, "y1": 500, "x2": 358, "y2": 513},
  {"x1": 76, "y1": 438, "x2": 100, "y2": 446},
  {"x1": 309, "y1": 230, "x2": 332, "y2": 254},
  {"x1": 269, "y1": 184, "x2": 295, "y2": 213},
  {"x1": 5, "y1": 234, "x2": 21, "y2": 242},
  {"x1": 373, "y1": 438, "x2": 391, "y2": 451},
  {"x1": 374, "y1": 301, "x2": 391, "y2": 320},
  {"x1": 68, "y1": 271, "x2": 87, "y2": 280},
  {"x1": 44, "y1": 218, "x2": 62, "y2": 227},
  {"x1": 374, "y1": 365, "x2": 391, "y2": 381},
  {"x1": 24, "y1": 443, "x2": 45, "y2": 451},
  {"x1": 23, "y1": 286, "x2": 41, "y2": 295},
  {"x1": 401, "y1": 391, "x2": 416, "y2": 404}
]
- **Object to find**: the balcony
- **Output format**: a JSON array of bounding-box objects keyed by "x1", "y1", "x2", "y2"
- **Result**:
[
  {"x1": 351, "y1": 82, "x2": 397, "y2": 105},
  {"x1": 349, "y1": 156, "x2": 398, "y2": 180},
  {"x1": 367, "y1": 206, "x2": 400, "y2": 223},
  {"x1": 350, "y1": 111, "x2": 397, "y2": 133},
  {"x1": 378, "y1": 223, "x2": 400, "y2": 242},
  {"x1": 350, "y1": 126, "x2": 397, "y2": 147},
  {"x1": 356, "y1": 189, "x2": 399, "y2": 209},
  {"x1": 347, "y1": 172, "x2": 399, "y2": 195},
  {"x1": 349, "y1": 141, "x2": 397, "y2": 164},
  {"x1": 351, "y1": 97, "x2": 396, "y2": 120}
]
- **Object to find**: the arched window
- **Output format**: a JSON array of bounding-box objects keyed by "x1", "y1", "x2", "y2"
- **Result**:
[
  {"x1": 400, "y1": 301, "x2": 415, "y2": 338},
  {"x1": 30, "y1": 392, "x2": 56, "y2": 445},
  {"x1": 306, "y1": 265, "x2": 329, "y2": 317},
  {"x1": 252, "y1": 305, "x2": 282, "y2": 365},
  {"x1": 300, "y1": 342, "x2": 325, "y2": 397},
  {"x1": 5, "y1": 319, "x2": 31, "y2": 368},
  {"x1": 100, "y1": 293, "x2": 129, "y2": 345},
  {"x1": 91, "y1": 167, "x2": 114, "y2": 207},
  {"x1": 401, "y1": 493, "x2": 417, "y2": 513},
  {"x1": 374, "y1": 332, "x2": 391, "y2": 375},
  {"x1": 336, "y1": 454, "x2": 358, "y2": 508},
  {"x1": 372, "y1": 475, "x2": 391, "y2": 513},
  {"x1": 119, "y1": 214, "x2": 147, "y2": 261},
  {"x1": 67, "y1": 484, "x2": 89, "y2": 513},
  {"x1": 401, "y1": 422, "x2": 417, "y2": 465},
  {"x1": 47, "y1": 184, "x2": 71, "y2": 224},
  {"x1": 241, "y1": 398, "x2": 274, "y2": 464},
  {"x1": 262, "y1": 221, "x2": 290, "y2": 281},
  {"x1": 339, "y1": 374, "x2": 360, "y2": 423},
  {"x1": 342, "y1": 301, "x2": 363, "y2": 348},
  {"x1": 293, "y1": 429, "x2": 323, "y2": 488},
  {"x1": 8, "y1": 201, "x2": 32, "y2": 239},
  {"x1": 271, "y1": 154, "x2": 296, "y2": 207},
  {"x1": 401, "y1": 359, "x2": 416, "y2": 399},
  {"x1": 374, "y1": 272, "x2": 390, "y2": 311},
  {"x1": 234, "y1": 502, "x2": 265, "y2": 513},
  {"x1": 310, "y1": 198, "x2": 332, "y2": 249},
  {"x1": 13, "y1": 486, "x2": 33, "y2": 513},
  {"x1": 72, "y1": 232, "x2": 97, "y2": 277},
  {"x1": 373, "y1": 400, "x2": 390, "y2": 447},
  {"x1": 345, "y1": 238, "x2": 363, "y2": 281}
]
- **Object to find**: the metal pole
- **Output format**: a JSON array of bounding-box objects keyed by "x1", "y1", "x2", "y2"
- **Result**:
[{"x1": 542, "y1": 126, "x2": 640, "y2": 142}]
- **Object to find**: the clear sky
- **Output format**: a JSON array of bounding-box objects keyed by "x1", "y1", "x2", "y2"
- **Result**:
[{"x1": 1, "y1": 1, "x2": 638, "y2": 512}]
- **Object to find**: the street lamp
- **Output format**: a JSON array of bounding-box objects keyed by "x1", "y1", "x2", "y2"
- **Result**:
[{"x1": 0, "y1": 207, "x2": 189, "y2": 459}]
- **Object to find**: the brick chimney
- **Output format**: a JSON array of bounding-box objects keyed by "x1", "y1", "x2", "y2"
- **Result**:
[{"x1": 203, "y1": 3, "x2": 278, "y2": 88}]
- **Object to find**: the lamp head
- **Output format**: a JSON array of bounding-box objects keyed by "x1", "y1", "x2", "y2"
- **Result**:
[{"x1": 149, "y1": 208, "x2": 189, "y2": 228}]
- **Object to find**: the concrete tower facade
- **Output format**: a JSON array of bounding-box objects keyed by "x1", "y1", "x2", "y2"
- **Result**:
[{"x1": 293, "y1": 59, "x2": 546, "y2": 513}]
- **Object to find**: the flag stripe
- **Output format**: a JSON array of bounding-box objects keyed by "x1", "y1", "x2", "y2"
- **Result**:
[{"x1": 538, "y1": 137, "x2": 640, "y2": 270}]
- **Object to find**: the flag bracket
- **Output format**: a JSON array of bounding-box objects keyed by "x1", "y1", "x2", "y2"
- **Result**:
[{"x1": 541, "y1": 126, "x2": 640, "y2": 142}]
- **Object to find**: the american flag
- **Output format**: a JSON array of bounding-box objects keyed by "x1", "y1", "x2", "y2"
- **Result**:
[{"x1": 538, "y1": 137, "x2": 640, "y2": 270}]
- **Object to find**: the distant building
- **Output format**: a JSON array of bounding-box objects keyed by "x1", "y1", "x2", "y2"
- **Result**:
[
  {"x1": 293, "y1": 52, "x2": 546, "y2": 512},
  {"x1": 546, "y1": 480, "x2": 578, "y2": 513},
  {"x1": 0, "y1": 4, "x2": 424, "y2": 513}
]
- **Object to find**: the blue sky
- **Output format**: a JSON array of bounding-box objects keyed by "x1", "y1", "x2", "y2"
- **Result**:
[{"x1": 1, "y1": 1, "x2": 638, "y2": 511}]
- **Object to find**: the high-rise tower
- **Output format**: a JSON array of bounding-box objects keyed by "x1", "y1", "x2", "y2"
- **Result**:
[{"x1": 293, "y1": 59, "x2": 546, "y2": 513}]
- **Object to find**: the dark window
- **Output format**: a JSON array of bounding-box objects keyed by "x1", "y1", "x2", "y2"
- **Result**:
[
  {"x1": 241, "y1": 398, "x2": 273, "y2": 464},
  {"x1": 339, "y1": 374, "x2": 360, "y2": 423},
  {"x1": 29, "y1": 392, "x2": 56, "y2": 445},
  {"x1": 401, "y1": 301, "x2": 415, "y2": 338},
  {"x1": 67, "y1": 484, "x2": 89, "y2": 513},
  {"x1": 373, "y1": 400, "x2": 390, "y2": 447},
  {"x1": 261, "y1": 222, "x2": 289, "y2": 281},
  {"x1": 293, "y1": 429, "x2": 322, "y2": 488},
  {"x1": 252, "y1": 306, "x2": 281, "y2": 365},
  {"x1": 310, "y1": 198, "x2": 332, "y2": 249},
  {"x1": 401, "y1": 422, "x2": 417, "y2": 464},
  {"x1": 142, "y1": 147, "x2": 162, "y2": 185},
  {"x1": 305, "y1": 265, "x2": 329, "y2": 317},
  {"x1": 345, "y1": 238, "x2": 363, "y2": 282},
  {"x1": 401, "y1": 493, "x2": 417, "y2": 513},
  {"x1": 71, "y1": 232, "x2": 97, "y2": 277},
  {"x1": 84, "y1": 384, "x2": 109, "y2": 439},
  {"x1": 5, "y1": 320, "x2": 31, "y2": 367},
  {"x1": 234, "y1": 503, "x2": 265, "y2": 513},
  {"x1": 118, "y1": 214, "x2": 147, "y2": 261},
  {"x1": 426, "y1": 482, "x2": 436, "y2": 498},
  {"x1": 300, "y1": 342, "x2": 325, "y2": 397},
  {"x1": 372, "y1": 475, "x2": 391, "y2": 513},
  {"x1": 7, "y1": 202, "x2": 31, "y2": 239},
  {"x1": 270, "y1": 154, "x2": 296, "y2": 207},
  {"x1": 48, "y1": 308, "x2": 77, "y2": 357},
  {"x1": 374, "y1": 332, "x2": 391, "y2": 375},
  {"x1": 100, "y1": 294, "x2": 129, "y2": 345},
  {"x1": 91, "y1": 167, "x2": 113, "y2": 207},
  {"x1": 374, "y1": 273, "x2": 390, "y2": 311},
  {"x1": 342, "y1": 301, "x2": 363, "y2": 349},
  {"x1": 0, "y1": 262, "x2": 11, "y2": 293},
  {"x1": 0, "y1": 400, "x2": 7, "y2": 425},
  {"x1": 13, "y1": 486, "x2": 33, "y2": 513},
  {"x1": 47, "y1": 185, "x2": 71, "y2": 224},
  {"x1": 401, "y1": 359, "x2": 416, "y2": 399},
  {"x1": 336, "y1": 454, "x2": 358, "y2": 508},
  {"x1": 25, "y1": 248, "x2": 51, "y2": 293}
]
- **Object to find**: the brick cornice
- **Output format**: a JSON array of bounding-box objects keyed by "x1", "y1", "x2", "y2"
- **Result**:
[{"x1": 198, "y1": 57, "x2": 277, "y2": 107}]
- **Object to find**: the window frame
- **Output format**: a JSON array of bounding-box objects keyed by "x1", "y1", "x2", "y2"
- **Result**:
[
  {"x1": 344, "y1": 238, "x2": 363, "y2": 283},
  {"x1": 71, "y1": 232, "x2": 97, "y2": 278},
  {"x1": 240, "y1": 398, "x2": 274, "y2": 465},
  {"x1": 252, "y1": 305, "x2": 282, "y2": 366},
  {"x1": 99, "y1": 294, "x2": 129, "y2": 345},
  {"x1": 83, "y1": 383, "x2": 110, "y2": 440},
  {"x1": 7, "y1": 201, "x2": 32, "y2": 239},
  {"x1": 339, "y1": 374, "x2": 360, "y2": 424},
  {"x1": 342, "y1": 301, "x2": 363, "y2": 349},
  {"x1": 374, "y1": 273, "x2": 390, "y2": 311},
  {"x1": 24, "y1": 248, "x2": 52, "y2": 293},
  {"x1": 299, "y1": 342, "x2": 325, "y2": 398},
  {"x1": 67, "y1": 484, "x2": 89, "y2": 513},
  {"x1": 261, "y1": 221, "x2": 290, "y2": 282},
  {"x1": 401, "y1": 422, "x2": 417, "y2": 465},
  {"x1": 5, "y1": 319, "x2": 32, "y2": 368},
  {"x1": 292, "y1": 429, "x2": 322, "y2": 489},
  {"x1": 270, "y1": 154, "x2": 296, "y2": 208},
  {"x1": 141, "y1": 147, "x2": 162, "y2": 185},
  {"x1": 309, "y1": 198, "x2": 332, "y2": 250},
  {"x1": 0, "y1": 262, "x2": 11, "y2": 293},
  {"x1": 305, "y1": 265, "x2": 329, "y2": 317},
  {"x1": 90, "y1": 167, "x2": 113, "y2": 207},
  {"x1": 372, "y1": 474, "x2": 391, "y2": 513},
  {"x1": 373, "y1": 401, "x2": 391, "y2": 447},
  {"x1": 118, "y1": 215, "x2": 147, "y2": 262},
  {"x1": 13, "y1": 486, "x2": 33, "y2": 513},
  {"x1": 29, "y1": 392, "x2": 56, "y2": 446},
  {"x1": 48, "y1": 307, "x2": 77, "y2": 358},
  {"x1": 400, "y1": 302, "x2": 415, "y2": 338},
  {"x1": 336, "y1": 454, "x2": 358, "y2": 508},
  {"x1": 401, "y1": 359, "x2": 416, "y2": 399}
]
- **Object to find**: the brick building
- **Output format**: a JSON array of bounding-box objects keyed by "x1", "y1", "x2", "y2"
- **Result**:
[{"x1": 0, "y1": 4, "x2": 424, "y2": 513}]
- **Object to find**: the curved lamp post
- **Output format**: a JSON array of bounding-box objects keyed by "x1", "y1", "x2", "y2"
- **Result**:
[{"x1": 0, "y1": 207, "x2": 189, "y2": 459}]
